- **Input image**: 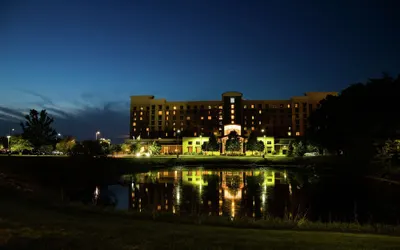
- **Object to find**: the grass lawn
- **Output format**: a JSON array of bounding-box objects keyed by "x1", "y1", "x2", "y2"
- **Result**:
[{"x1": 1, "y1": 185, "x2": 400, "y2": 250}]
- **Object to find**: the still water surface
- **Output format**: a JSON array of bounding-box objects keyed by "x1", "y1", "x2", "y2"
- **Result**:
[{"x1": 97, "y1": 167, "x2": 400, "y2": 224}]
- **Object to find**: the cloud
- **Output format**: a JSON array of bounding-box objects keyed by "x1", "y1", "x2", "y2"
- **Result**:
[
  {"x1": 19, "y1": 90, "x2": 55, "y2": 106},
  {"x1": 0, "y1": 91, "x2": 130, "y2": 143}
]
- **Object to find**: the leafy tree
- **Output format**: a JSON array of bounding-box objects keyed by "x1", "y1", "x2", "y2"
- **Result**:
[
  {"x1": 110, "y1": 144, "x2": 122, "y2": 154},
  {"x1": 225, "y1": 131, "x2": 241, "y2": 154},
  {"x1": 39, "y1": 145, "x2": 53, "y2": 153},
  {"x1": 71, "y1": 143, "x2": 84, "y2": 155},
  {"x1": 208, "y1": 133, "x2": 219, "y2": 154},
  {"x1": 148, "y1": 141, "x2": 162, "y2": 155},
  {"x1": 20, "y1": 109, "x2": 57, "y2": 149},
  {"x1": 256, "y1": 140, "x2": 265, "y2": 153},
  {"x1": 121, "y1": 139, "x2": 140, "y2": 154},
  {"x1": 56, "y1": 137, "x2": 76, "y2": 154},
  {"x1": 81, "y1": 140, "x2": 104, "y2": 156},
  {"x1": 291, "y1": 141, "x2": 306, "y2": 157},
  {"x1": 201, "y1": 141, "x2": 209, "y2": 152},
  {"x1": 246, "y1": 132, "x2": 258, "y2": 155},
  {"x1": 100, "y1": 141, "x2": 111, "y2": 155},
  {"x1": 10, "y1": 136, "x2": 33, "y2": 152},
  {"x1": 307, "y1": 74, "x2": 400, "y2": 159}
]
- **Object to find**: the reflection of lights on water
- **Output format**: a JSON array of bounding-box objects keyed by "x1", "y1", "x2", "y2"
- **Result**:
[
  {"x1": 231, "y1": 201, "x2": 235, "y2": 218},
  {"x1": 262, "y1": 194, "x2": 266, "y2": 203},
  {"x1": 289, "y1": 183, "x2": 292, "y2": 195},
  {"x1": 173, "y1": 207, "x2": 176, "y2": 214}
]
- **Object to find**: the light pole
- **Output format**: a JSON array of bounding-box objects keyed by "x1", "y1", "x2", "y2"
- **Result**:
[
  {"x1": 200, "y1": 135, "x2": 203, "y2": 154},
  {"x1": 7, "y1": 135, "x2": 11, "y2": 152},
  {"x1": 96, "y1": 131, "x2": 100, "y2": 140},
  {"x1": 176, "y1": 130, "x2": 181, "y2": 158},
  {"x1": 261, "y1": 129, "x2": 266, "y2": 157}
]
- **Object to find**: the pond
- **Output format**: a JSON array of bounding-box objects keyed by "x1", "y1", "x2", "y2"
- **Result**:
[{"x1": 94, "y1": 167, "x2": 400, "y2": 225}]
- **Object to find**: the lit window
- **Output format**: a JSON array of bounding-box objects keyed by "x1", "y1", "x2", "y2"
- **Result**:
[
  {"x1": 173, "y1": 111, "x2": 176, "y2": 115},
  {"x1": 230, "y1": 97, "x2": 235, "y2": 103},
  {"x1": 295, "y1": 103, "x2": 299, "y2": 108},
  {"x1": 208, "y1": 116, "x2": 212, "y2": 120},
  {"x1": 133, "y1": 122, "x2": 136, "y2": 126},
  {"x1": 173, "y1": 127, "x2": 176, "y2": 131},
  {"x1": 251, "y1": 127, "x2": 255, "y2": 131},
  {"x1": 288, "y1": 132, "x2": 291, "y2": 136},
  {"x1": 287, "y1": 104, "x2": 291, "y2": 108},
  {"x1": 140, "y1": 117, "x2": 143, "y2": 120},
  {"x1": 146, "y1": 128, "x2": 149, "y2": 132},
  {"x1": 140, "y1": 112, "x2": 143, "y2": 115},
  {"x1": 133, "y1": 128, "x2": 136, "y2": 131},
  {"x1": 259, "y1": 121, "x2": 261, "y2": 125},
  {"x1": 158, "y1": 111, "x2": 162, "y2": 115},
  {"x1": 194, "y1": 132, "x2": 197, "y2": 136},
  {"x1": 251, "y1": 116, "x2": 254, "y2": 120},
  {"x1": 201, "y1": 127, "x2": 204, "y2": 130},
  {"x1": 251, "y1": 104, "x2": 255, "y2": 109},
  {"x1": 166, "y1": 132, "x2": 168, "y2": 136},
  {"x1": 259, "y1": 110, "x2": 262, "y2": 114},
  {"x1": 244, "y1": 105, "x2": 247, "y2": 109},
  {"x1": 180, "y1": 122, "x2": 183, "y2": 125},
  {"x1": 296, "y1": 132, "x2": 300, "y2": 136},
  {"x1": 173, "y1": 122, "x2": 176, "y2": 126},
  {"x1": 244, "y1": 127, "x2": 247, "y2": 130},
  {"x1": 231, "y1": 121, "x2": 235, "y2": 124},
  {"x1": 140, "y1": 106, "x2": 143, "y2": 110},
  {"x1": 166, "y1": 116, "x2": 169, "y2": 121},
  {"x1": 288, "y1": 126, "x2": 291, "y2": 130},
  {"x1": 219, "y1": 127, "x2": 222, "y2": 130},
  {"x1": 201, "y1": 116, "x2": 204, "y2": 120},
  {"x1": 231, "y1": 115, "x2": 235, "y2": 119},
  {"x1": 231, "y1": 110, "x2": 235, "y2": 114},
  {"x1": 219, "y1": 105, "x2": 222, "y2": 109},
  {"x1": 231, "y1": 104, "x2": 234, "y2": 109},
  {"x1": 208, "y1": 105, "x2": 211, "y2": 109},
  {"x1": 219, "y1": 116, "x2": 222, "y2": 120},
  {"x1": 166, "y1": 111, "x2": 169, "y2": 115},
  {"x1": 173, "y1": 106, "x2": 177, "y2": 110},
  {"x1": 187, "y1": 116, "x2": 190, "y2": 120},
  {"x1": 133, "y1": 118, "x2": 136, "y2": 121}
]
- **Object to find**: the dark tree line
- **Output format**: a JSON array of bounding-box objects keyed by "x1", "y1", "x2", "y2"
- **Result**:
[{"x1": 306, "y1": 74, "x2": 400, "y2": 160}]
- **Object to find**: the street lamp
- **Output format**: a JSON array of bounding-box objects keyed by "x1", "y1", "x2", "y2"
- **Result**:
[
  {"x1": 6, "y1": 135, "x2": 11, "y2": 151},
  {"x1": 261, "y1": 129, "x2": 266, "y2": 157},
  {"x1": 96, "y1": 131, "x2": 100, "y2": 140},
  {"x1": 200, "y1": 134, "x2": 203, "y2": 154},
  {"x1": 176, "y1": 130, "x2": 181, "y2": 158}
]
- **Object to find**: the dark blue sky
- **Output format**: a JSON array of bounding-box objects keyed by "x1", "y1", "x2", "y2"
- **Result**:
[{"x1": 1, "y1": 0, "x2": 399, "y2": 141}]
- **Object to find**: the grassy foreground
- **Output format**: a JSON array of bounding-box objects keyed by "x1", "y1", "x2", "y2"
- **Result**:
[{"x1": 1, "y1": 183, "x2": 400, "y2": 250}]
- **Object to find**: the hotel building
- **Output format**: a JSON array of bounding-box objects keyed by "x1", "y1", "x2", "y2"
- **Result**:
[{"x1": 130, "y1": 91, "x2": 337, "y2": 140}]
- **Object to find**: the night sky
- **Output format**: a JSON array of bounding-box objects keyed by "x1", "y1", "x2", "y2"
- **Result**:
[{"x1": 1, "y1": 0, "x2": 399, "y2": 142}]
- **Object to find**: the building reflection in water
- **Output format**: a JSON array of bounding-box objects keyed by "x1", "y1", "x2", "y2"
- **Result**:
[{"x1": 129, "y1": 168, "x2": 290, "y2": 219}]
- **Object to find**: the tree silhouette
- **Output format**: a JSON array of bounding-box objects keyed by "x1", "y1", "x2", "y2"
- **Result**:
[
  {"x1": 20, "y1": 109, "x2": 57, "y2": 150},
  {"x1": 246, "y1": 132, "x2": 258, "y2": 155},
  {"x1": 206, "y1": 133, "x2": 219, "y2": 155},
  {"x1": 225, "y1": 131, "x2": 241, "y2": 154},
  {"x1": 307, "y1": 74, "x2": 400, "y2": 159}
]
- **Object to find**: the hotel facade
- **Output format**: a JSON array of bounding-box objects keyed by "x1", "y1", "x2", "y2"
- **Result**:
[{"x1": 130, "y1": 91, "x2": 337, "y2": 155}]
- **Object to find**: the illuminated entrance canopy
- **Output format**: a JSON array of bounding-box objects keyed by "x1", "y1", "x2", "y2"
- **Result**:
[{"x1": 224, "y1": 124, "x2": 241, "y2": 136}]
